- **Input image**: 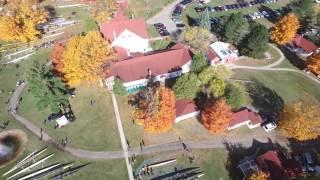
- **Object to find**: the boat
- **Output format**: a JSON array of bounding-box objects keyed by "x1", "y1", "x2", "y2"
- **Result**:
[
  {"x1": 50, "y1": 163, "x2": 89, "y2": 180},
  {"x1": 7, "y1": 153, "x2": 54, "y2": 180}
]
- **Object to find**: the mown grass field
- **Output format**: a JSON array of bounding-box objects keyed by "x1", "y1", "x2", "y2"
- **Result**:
[
  {"x1": 233, "y1": 69, "x2": 320, "y2": 103},
  {"x1": 127, "y1": 0, "x2": 175, "y2": 19}
]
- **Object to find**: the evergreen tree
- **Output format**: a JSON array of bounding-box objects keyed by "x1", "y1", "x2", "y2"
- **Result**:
[
  {"x1": 113, "y1": 78, "x2": 126, "y2": 96},
  {"x1": 222, "y1": 12, "x2": 248, "y2": 44},
  {"x1": 241, "y1": 23, "x2": 269, "y2": 58},
  {"x1": 28, "y1": 62, "x2": 69, "y2": 112},
  {"x1": 199, "y1": 8, "x2": 211, "y2": 31},
  {"x1": 173, "y1": 73, "x2": 199, "y2": 99},
  {"x1": 291, "y1": 0, "x2": 315, "y2": 31},
  {"x1": 190, "y1": 52, "x2": 208, "y2": 74}
]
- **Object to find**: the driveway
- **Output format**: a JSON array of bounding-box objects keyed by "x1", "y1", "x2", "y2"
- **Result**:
[{"x1": 147, "y1": 0, "x2": 181, "y2": 33}]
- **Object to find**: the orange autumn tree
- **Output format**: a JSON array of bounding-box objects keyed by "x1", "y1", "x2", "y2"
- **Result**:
[
  {"x1": 306, "y1": 53, "x2": 320, "y2": 75},
  {"x1": 201, "y1": 98, "x2": 233, "y2": 134},
  {"x1": 270, "y1": 13, "x2": 300, "y2": 45},
  {"x1": 248, "y1": 171, "x2": 270, "y2": 180},
  {"x1": 134, "y1": 86, "x2": 176, "y2": 133},
  {"x1": 279, "y1": 97, "x2": 320, "y2": 141},
  {"x1": 91, "y1": 0, "x2": 118, "y2": 23},
  {"x1": 61, "y1": 31, "x2": 115, "y2": 87},
  {"x1": 50, "y1": 42, "x2": 65, "y2": 75},
  {"x1": 0, "y1": 0, "x2": 48, "y2": 42}
]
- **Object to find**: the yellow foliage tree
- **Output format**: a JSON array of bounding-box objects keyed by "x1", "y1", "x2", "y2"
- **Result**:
[
  {"x1": 248, "y1": 171, "x2": 270, "y2": 180},
  {"x1": 279, "y1": 97, "x2": 320, "y2": 141},
  {"x1": 61, "y1": 31, "x2": 115, "y2": 87},
  {"x1": 181, "y1": 26, "x2": 215, "y2": 53},
  {"x1": 306, "y1": 53, "x2": 320, "y2": 75},
  {"x1": 270, "y1": 13, "x2": 300, "y2": 45},
  {"x1": 0, "y1": 0, "x2": 48, "y2": 42},
  {"x1": 91, "y1": 0, "x2": 118, "y2": 23}
]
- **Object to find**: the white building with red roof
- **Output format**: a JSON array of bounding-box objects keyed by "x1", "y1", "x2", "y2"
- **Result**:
[
  {"x1": 105, "y1": 43, "x2": 192, "y2": 92},
  {"x1": 228, "y1": 108, "x2": 263, "y2": 130},
  {"x1": 287, "y1": 34, "x2": 319, "y2": 57},
  {"x1": 175, "y1": 100, "x2": 200, "y2": 123},
  {"x1": 101, "y1": 16, "x2": 152, "y2": 60}
]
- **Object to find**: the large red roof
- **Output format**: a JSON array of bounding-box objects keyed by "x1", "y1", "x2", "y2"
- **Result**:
[
  {"x1": 109, "y1": 44, "x2": 192, "y2": 82},
  {"x1": 176, "y1": 100, "x2": 198, "y2": 117},
  {"x1": 229, "y1": 108, "x2": 263, "y2": 127},
  {"x1": 101, "y1": 18, "x2": 149, "y2": 42},
  {"x1": 256, "y1": 151, "x2": 284, "y2": 180},
  {"x1": 293, "y1": 34, "x2": 318, "y2": 54}
]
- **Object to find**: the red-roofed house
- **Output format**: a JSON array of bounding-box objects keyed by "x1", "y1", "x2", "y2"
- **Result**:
[
  {"x1": 105, "y1": 43, "x2": 192, "y2": 91},
  {"x1": 256, "y1": 151, "x2": 302, "y2": 180},
  {"x1": 101, "y1": 17, "x2": 151, "y2": 60},
  {"x1": 175, "y1": 100, "x2": 199, "y2": 123},
  {"x1": 239, "y1": 150, "x2": 302, "y2": 179},
  {"x1": 228, "y1": 108, "x2": 263, "y2": 130},
  {"x1": 288, "y1": 34, "x2": 319, "y2": 57}
]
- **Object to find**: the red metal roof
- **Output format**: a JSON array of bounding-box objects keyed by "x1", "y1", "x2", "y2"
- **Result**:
[
  {"x1": 256, "y1": 151, "x2": 284, "y2": 180},
  {"x1": 109, "y1": 44, "x2": 192, "y2": 82},
  {"x1": 293, "y1": 34, "x2": 318, "y2": 54},
  {"x1": 176, "y1": 100, "x2": 198, "y2": 117},
  {"x1": 101, "y1": 18, "x2": 149, "y2": 42},
  {"x1": 229, "y1": 108, "x2": 263, "y2": 127},
  {"x1": 207, "y1": 48, "x2": 219, "y2": 61}
]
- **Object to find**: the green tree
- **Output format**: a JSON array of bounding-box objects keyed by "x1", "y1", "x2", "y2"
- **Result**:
[
  {"x1": 28, "y1": 62, "x2": 69, "y2": 112},
  {"x1": 113, "y1": 78, "x2": 126, "y2": 96},
  {"x1": 241, "y1": 23, "x2": 269, "y2": 58},
  {"x1": 173, "y1": 73, "x2": 199, "y2": 99},
  {"x1": 182, "y1": 26, "x2": 214, "y2": 53},
  {"x1": 191, "y1": 52, "x2": 208, "y2": 74},
  {"x1": 291, "y1": 0, "x2": 315, "y2": 30},
  {"x1": 225, "y1": 83, "x2": 249, "y2": 109},
  {"x1": 209, "y1": 78, "x2": 226, "y2": 98},
  {"x1": 222, "y1": 12, "x2": 249, "y2": 44},
  {"x1": 212, "y1": 65, "x2": 233, "y2": 80},
  {"x1": 199, "y1": 8, "x2": 211, "y2": 31},
  {"x1": 198, "y1": 67, "x2": 214, "y2": 85}
]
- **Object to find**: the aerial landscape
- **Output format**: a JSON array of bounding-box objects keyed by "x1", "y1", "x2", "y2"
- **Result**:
[{"x1": 0, "y1": 0, "x2": 320, "y2": 179}]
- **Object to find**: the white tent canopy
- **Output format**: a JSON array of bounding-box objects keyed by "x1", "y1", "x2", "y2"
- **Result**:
[{"x1": 55, "y1": 115, "x2": 70, "y2": 128}]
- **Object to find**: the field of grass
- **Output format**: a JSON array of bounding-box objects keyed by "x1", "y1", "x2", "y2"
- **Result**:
[
  {"x1": 19, "y1": 84, "x2": 122, "y2": 151},
  {"x1": 55, "y1": 7, "x2": 98, "y2": 32},
  {"x1": 132, "y1": 149, "x2": 229, "y2": 180},
  {"x1": 127, "y1": 0, "x2": 175, "y2": 19},
  {"x1": 233, "y1": 69, "x2": 320, "y2": 103},
  {"x1": 147, "y1": 25, "x2": 160, "y2": 38},
  {"x1": 150, "y1": 38, "x2": 173, "y2": 51}
]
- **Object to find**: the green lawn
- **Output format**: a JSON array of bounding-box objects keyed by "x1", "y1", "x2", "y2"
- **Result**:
[
  {"x1": 147, "y1": 25, "x2": 160, "y2": 38},
  {"x1": 19, "y1": 84, "x2": 122, "y2": 151},
  {"x1": 55, "y1": 7, "x2": 98, "y2": 32},
  {"x1": 150, "y1": 38, "x2": 172, "y2": 51},
  {"x1": 127, "y1": 0, "x2": 175, "y2": 19},
  {"x1": 233, "y1": 69, "x2": 320, "y2": 103},
  {"x1": 0, "y1": 121, "x2": 128, "y2": 180},
  {"x1": 132, "y1": 149, "x2": 229, "y2": 180}
]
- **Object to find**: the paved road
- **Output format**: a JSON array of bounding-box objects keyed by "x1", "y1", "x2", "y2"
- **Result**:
[
  {"x1": 111, "y1": 92, "x2": 134, "y2": 180},
  {"x1": 146, "y1": 0, "x2": 181, "y2": 33}
]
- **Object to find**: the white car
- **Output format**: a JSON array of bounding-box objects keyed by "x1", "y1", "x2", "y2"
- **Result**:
[{"x1": 263, "y1": 122, "x2": 277, "y2": 132}]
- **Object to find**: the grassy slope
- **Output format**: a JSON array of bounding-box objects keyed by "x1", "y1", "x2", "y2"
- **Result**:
[
  {"x1": 19, "y1": 84, "x2": 122, "y2": 151},
  {"x1": 233, "y1": 70, "x2": 320, "y2": 103},
  {"x1": 127, "y1": 0, "x2": 175, "y2": 19}
]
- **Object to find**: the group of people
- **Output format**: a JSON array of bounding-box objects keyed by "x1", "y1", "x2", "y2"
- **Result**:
[{"x1": 135, "y1": 164, "x2": 154, "y2": 180}]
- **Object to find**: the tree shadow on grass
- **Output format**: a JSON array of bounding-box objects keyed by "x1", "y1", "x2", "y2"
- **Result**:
[
  {"x1": 247, "y1": 80, "x2": 284, "y2": 114},
  {"x1": 279, "y1": 46, "x2": 306, "y2": 70}
]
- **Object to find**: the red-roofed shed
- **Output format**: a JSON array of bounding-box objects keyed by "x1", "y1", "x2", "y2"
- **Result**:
[
  {"x1": 175, "y1": 100, "x2": 199, "y2": 123},
  {"x1": 228, "y1": 108, "x2": 263, "y2": 130},
  {"x1": 289, "y1": 34, "x2": 319, "y2": 57}
]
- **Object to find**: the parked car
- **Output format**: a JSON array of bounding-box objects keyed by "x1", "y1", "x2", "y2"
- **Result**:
[
  {"x1": 262, "y1": 122, "x2": 277, "y2": 132},
  {"x1": 176, "y1": 23, "x2": 185, "y2": 29}
]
